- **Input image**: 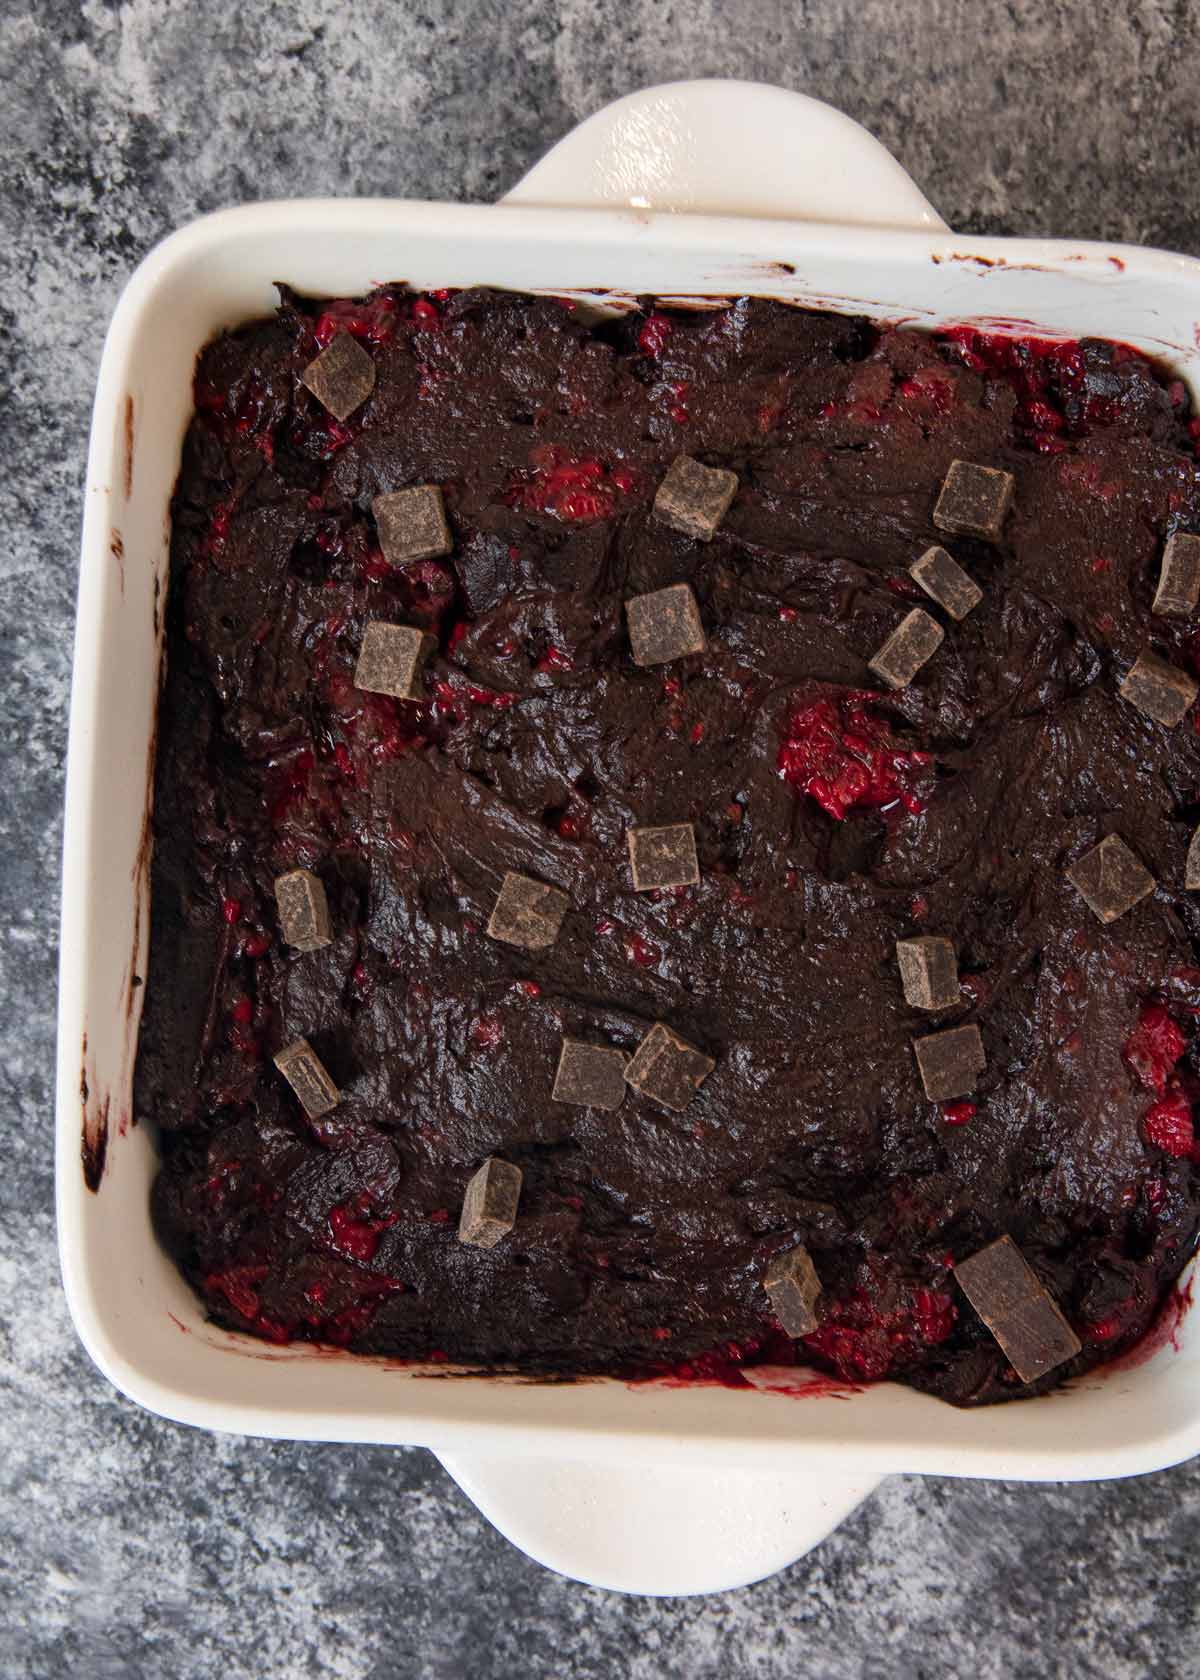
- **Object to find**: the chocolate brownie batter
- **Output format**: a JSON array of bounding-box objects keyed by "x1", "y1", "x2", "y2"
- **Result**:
[{"x1": 141, "y1": 286, "x2": 1200, "y2": 1405}]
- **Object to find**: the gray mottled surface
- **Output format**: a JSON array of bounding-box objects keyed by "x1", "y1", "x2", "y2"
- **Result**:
[{"x1": 4, "y1": 0, "x2": 1200, "y2": 1673}]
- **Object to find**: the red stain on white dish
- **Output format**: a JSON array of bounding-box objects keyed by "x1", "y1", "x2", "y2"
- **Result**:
[
  {"x1": 737, "y1": 1364, "x2": 863, "y2": 1400},
  {"x1": 630, "y1": 1362, "x2": 861, "y2": 1400}
]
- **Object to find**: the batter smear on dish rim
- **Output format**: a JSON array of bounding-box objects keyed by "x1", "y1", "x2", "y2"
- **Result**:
[{"x1": 141, "y1": 285, "x2": 1200, "y2": 1405}]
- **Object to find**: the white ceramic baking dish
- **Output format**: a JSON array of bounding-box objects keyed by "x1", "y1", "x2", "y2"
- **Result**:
[{"x1": 58, "y1": 80, "x2": 1200, "y2": 1596}]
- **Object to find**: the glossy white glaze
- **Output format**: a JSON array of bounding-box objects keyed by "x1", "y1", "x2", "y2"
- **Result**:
[{"x1": 505, "y1": 79, "x2": 947, "y2": 228}]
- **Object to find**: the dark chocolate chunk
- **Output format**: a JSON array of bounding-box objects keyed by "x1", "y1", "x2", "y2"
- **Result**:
[
  {"x1": 458, "y1": 1157, "x2": 523, "y2": 1249},
  {"x1": 1188, "y1": 826, "x2": 1200, "y2": 892},
  {"x1": 274, "y1": 868, "x2": 333, "y2": 952},
  {"x1": 625, "y1": 582, "x2": 707, "y2": 666},
  {"x1": 354, "y1": 622, "x2": 435, "y2": 700},
  {"x1": 762, "y1": 1243, "x2": 822, "y2": 1338},
  {"x1": 1154, "y1": 531, "x2": 1200, "y2": 617},
  {"x1": 552, "y1": 1039, "x2": 628, "y2": 1110},
  {"x1": 909, "y1": 545, "x2": 983, "y2": 621},
  {"x1": 868, "y1": 607, "x2": 944, "y2": 689},
  {"x1": 932, "y1": 460, "x2": 1014, "y2": 542},
  {"x1": 300, "y1": 331, "x2": 376, "y2": 421},
  {"x1": 896, "y1": 936, "x2": 960, "y2": 1011},
  {"x1": 487, "y1": 871, "x2": 569, "y2": 949},
  {"x1": 625, "y1": 1022, "x2": 715, "y2": 1111},
  {"x1": 1119, "y1": 651, "x2": 1198, "y2": 727},
  {"x1": 912, "y1": 1022, "x2": 985, "y2": 1101},
  {"x1": 274, "y1": 1038, "x2": 340, "y2": 1118},
  {"x1": 954, "y1": 1234, "x2": 1082, "y2": 1384},
  {"x1": 652, "y1": 454, "x2": 739, "y2": 541},
  {"x1": 372, "y1": 484, "x2": 453, "y2": 565},
  {"x1": 1067, "y1": 834, "x2": 1155, "y2": 923},
  {"x1": 628, "y1": 823, "x2": 699, "y2": 892}
]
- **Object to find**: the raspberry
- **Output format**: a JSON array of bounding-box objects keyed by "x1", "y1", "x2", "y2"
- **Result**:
[
  {"x1": 1143, "y1": 1091, "x2": 1195, "y2": 1158},
  {"x1": 1124, "y1": 1003, "x2": 1187, "y2": 1096},
  {"x1": 778, "y1": 693, "x2": 930, "y2": 820},
  {"x1": 638, "y1": 314, "x2": 672, "y2": 356}
]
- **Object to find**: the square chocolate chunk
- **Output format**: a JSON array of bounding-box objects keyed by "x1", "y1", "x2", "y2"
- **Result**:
[
  {"x1": 487, "y1": 871, "x2": 569, "y2": 950},
  {"x1": 1154, "y1": 531, "x2": 1200, "y2": 617},
  {"x1": 1187, "y1": 825, "x2": 1200, "y2": 892},
  {"x1": 552, "y1": 1039, "x2": 628, "y2": 1111},
  {"x1": 372, "y1": 484, "x2": 453, "y2": 566},
  {"x1": 954, "y1": 1234, "x2": 1082, "y2": 1384},
  {"x1": 896, "y1": 936, "x2": 960, "y2": 1011},
  {"x1": 932, "y1": 460, "x2": 1014, "y2": 543},
  {"x1": 628, "y1": 823, "x2": 699, "y2": 892},
  {"x1": 912, "y1": 1023, "x2": 985, "y2": 1101},
  {"x1": 300, "y1": 331, "x2": 376, "y2": 421},
  {"x1": 652, "y1": 454, "x2": 739, "y2": 541},
  {"x1": 458, "y1": 1157, "x2": 523, "y2": 1249},
  {"x1": 1119, "y1": 651, "x2": 1198, "y2": 727},
  {"x1": 625, "y1": 1022, "x2": 715, "y2": 1112},
  {"x1": 274, "y1": 1038, "x2": 340, "y2": 1119},
  {"x1": 1067, "y1": 834, "x2": 1155, "y2": 924},
  {"x1": 868, "y1": 607, "x2": 944, "y2": 689},
  {"x1": 762, "y1": 1243, "x2": 822, "y2": 1338},
  {"x1": 274, "y1": 868, "x2": 333, "y2": 953},
  {"x1": 354, "y1": 622, "x2": 435, "y2": 700},
  {"x1": 909, "y1": 545, "x2": 983, "y2": 621},
  {"x1": 626, "y1": 583, "x2": 707, "y2": 667}
]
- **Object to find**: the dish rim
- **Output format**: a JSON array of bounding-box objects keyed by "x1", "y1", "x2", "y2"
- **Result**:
[{"x1": 57, "y1": 179, "x2": 1200, "y2": 1486}]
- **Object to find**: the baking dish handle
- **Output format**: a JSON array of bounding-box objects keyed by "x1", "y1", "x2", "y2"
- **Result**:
[
  {"x1": 436, "y1": 1448, "x2": 882, "y2": 1595},
  {"x1": 502, "y1": 79, "x2": 947, "y2": 231}
]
